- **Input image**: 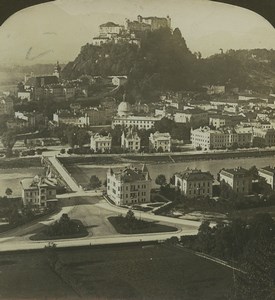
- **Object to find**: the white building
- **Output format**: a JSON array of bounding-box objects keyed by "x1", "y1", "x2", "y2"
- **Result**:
[
  {"x1": 20, "y1": 175, "x2": 57, "y2": 207},
  {"x1": 205, "y1": 85, "x2": 225, "y2": 95},
  {"x1": 258, "y1": 166, "x2": 275, "y2": 190},
  {"x1": 107, "y1": 165, "x2": 151, "y2": 205},
  {"x1": 112, "y1": 100, "x2": 161, "y2": 129},
  {"x1": 18, "y1": 91, "x2": 32, "y2": 101},
  {"x1": 90, "y1": 133, "x2": 112, "y2": 153},
  {"x1": 121, "y1": 129, "x2": 140, "y2": 152},
  {"x1": 219, "y1": 167, "x2": 252, "y2": 195},
  {"x1": 149, "y1": 131, "x2": 171, "y2": 152},
  {"x1": 175, "y1": 169, "x2": 213, "y2": 198},
  {"x1": 191, "y1": 126, "x2": 252, "y2": 150}
]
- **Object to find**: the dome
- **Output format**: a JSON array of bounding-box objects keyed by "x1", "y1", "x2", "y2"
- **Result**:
[{"x1": 117, "y1": 101, "x2": 132, "y2": 117}]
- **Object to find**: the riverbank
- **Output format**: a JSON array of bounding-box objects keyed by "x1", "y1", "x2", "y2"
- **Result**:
[
  {"x1": 58, "y1": 148, "x2": 275, "y2": 165},
  {"x1": 0, "y1": 157, "x2": 41, "y2": 169}
]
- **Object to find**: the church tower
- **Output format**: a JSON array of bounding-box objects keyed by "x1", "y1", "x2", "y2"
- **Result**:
[{"x1": 53, "y1": 61, "x2": 61, "y2": 79}]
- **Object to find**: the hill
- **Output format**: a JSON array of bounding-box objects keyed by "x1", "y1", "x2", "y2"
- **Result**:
[{"x1": 62, "y1": 28, "x2": 275, "y2": 101}]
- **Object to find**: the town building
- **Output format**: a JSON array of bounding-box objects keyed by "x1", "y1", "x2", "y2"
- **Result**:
[
  {"x1": 174, "y1": 169, "x2": 213, "y2": 198},
  {"x1": 174, "y1": 108, "x2": 209, "y2": 126},
  {"x1": 253, "y1": 127, "x2": 275, "y2": 146},
  {"x1": 106, "y1": 165, "x2": 151, "y2": 205},
  {"x1": 53, "y1": 110, "x2": 89, "y2": 127},
  {"x1": 90, "y1": 132, "x2": 112, "y2": 153},
  {"x1": 112, "y1": 100, "x2": 161, "y2": 129},
  {"x1": 14, "y1": 111, "x2": 47, "y2": 128},
  {"x1": 125, "y1": 15, "x2": 171, "y2": 32},
  {"x1": 205, "y1": 85, "x2": 225, "y2": 95},
  {"x1": 258, "y1": 166, "x2": 275, "y2": 190},
  {"x1": 149, "y1": 131, "x2": 171, "y2": 152},
  {"x1": 17, "y1": 91, "x2": 32, "y2": 101},
  {"x1": 121, "y1": 129, "x2": 141, "y2": 152},
  {"x1": 191, "y1": 126, "x2": 252, "y2": 150},
  {"x1": 20, "y1": 175, "x2": 57, "y2": 207},
  {"x1": 209, "y1": 115, "x2": 229, "y2": 129},
  {"x1": 219, "y1": 167, "x2": 252, "y2": 195}
]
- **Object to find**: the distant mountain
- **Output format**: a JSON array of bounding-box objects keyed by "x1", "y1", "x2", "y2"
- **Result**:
[{"x1": 0, "y1": 63, "x2": 64, "y2": 85}]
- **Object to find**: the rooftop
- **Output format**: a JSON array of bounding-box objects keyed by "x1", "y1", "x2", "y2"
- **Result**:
[
  {"x1": 100, "y1": 22, "x2": 120, "y2": 27},
  {"x1": 220, "y1": 167, "x2": 250, "y2": 177},
  {"x1": 176, "y1": 169, "x2": 213, "y2": 181},
  {"x1": 259, "y1": 166, "x2": 275, "y2": 175},
  {"x1": 20, "y1": 176, "x2": 56, "y2": 190},
  {"x1": 110, "y1": 165, "x2": 151, "y2": 183}
]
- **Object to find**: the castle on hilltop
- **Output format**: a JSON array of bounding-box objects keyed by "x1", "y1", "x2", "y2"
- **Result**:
[{"x1": 92, "y1": 15, "x2": 171, "y2": 47}]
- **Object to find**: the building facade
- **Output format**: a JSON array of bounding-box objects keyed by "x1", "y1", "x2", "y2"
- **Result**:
[
  {"x1": 174, "y1": 109, "x2": 208, "y2": 126},
  {"x1": 90, "y1": 133, "x2": 112, "y2": 153},
  {"x1": 121, "y1": 129, "x2": 141, "y2": 152},
  {"x1": 20, "y1": 175, "x2": 57, "y2": 207},
  {"x1": 107, "y1": 165, "x2": 151, "y2": 205},
  {"x1": 175, "y1": 169, "x2": 213, "y2": 198},
  {"x1": 191, "y1": 126, "x2": 252, "y2": 150},
  {"x1": 219, "y1": 167, "x2": 252, "y2": 195},
  {"x1": 149, "y1": 131, "x2": 171, "y2": 152},
  {"x1": 258, "y1": 166, "x2": 275, "y2": 190}
]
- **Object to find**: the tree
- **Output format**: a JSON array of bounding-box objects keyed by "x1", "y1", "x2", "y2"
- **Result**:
[
  {"x1": 66, "y1": 129, "x2": 77, "y2": 148},
  {"x1": 234, "y1": 239, "x2": 275, "y2": 300},
  {"x1": 5, "y1": 188, "x2": 12, "y2": 197},
  {"x1": 89, "y1": 175, "x2": 101, "y2": 189},
  {"x1": 1, "y1": 130, "x2": 16, "y2": 151},
  {"x1": 125, "y1": 209, "x2": 135, "y2": 221},
  {"x1": 155, "y1": 174, "x2": 167, "y2": 187},
  {"x1": 76, "y1": 129, "x2": 89, "y2": 148},
  {"x1": 154, "y1": 117, "x2": 174, "y2": 133}
]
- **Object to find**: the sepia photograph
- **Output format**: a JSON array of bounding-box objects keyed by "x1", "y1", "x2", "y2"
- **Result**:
[{"x1": 0, "y1": 0, "x2": 275, "y2": 299}]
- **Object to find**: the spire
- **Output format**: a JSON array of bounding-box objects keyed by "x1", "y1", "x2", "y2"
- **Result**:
[{"x1": 142, "y1": 163, "x2": 148, "y2": 173}]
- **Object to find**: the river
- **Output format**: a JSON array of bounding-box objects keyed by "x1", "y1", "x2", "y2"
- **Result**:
[
  {"x1": 67, "y1": 154, "x2": 275, "y2": 188},
  {"x1": 1, "y1": 155, "x2": 275, "y2": 196}
]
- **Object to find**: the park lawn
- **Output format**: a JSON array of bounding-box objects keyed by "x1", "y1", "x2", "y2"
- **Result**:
[
  {"x1": 57, "y1": 243, "x2": 233, "y2": 299},
  {"x1": 0, "y1": 251, "x2": 77, "y2": 299},
  {"x1": 229, "y1": 205, "x2": 275, "y2": 219},
  {"x1": 30, "y1": 219, "x2": 89, "y2": 241},
  {"x1": 108, "y1": 216, "x2": 178, "y2": 234}
]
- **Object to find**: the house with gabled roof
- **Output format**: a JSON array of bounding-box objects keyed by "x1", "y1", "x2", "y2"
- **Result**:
[
  {"x1": 175, "y1": 168, "x2": 213, "y2": 198},
  {"x1": 219, "y1": 167, "x2": 252, "y2": 195},
  {"x1": 20, "y1": 175, "x2": 57, "y2": 208},
  {"x1": 258, "y1": 166, "x2": 275, "y2": 190},
  {"x1": 121, "y1": 128, "x2": 140, "y2": 152},
  {"x1": 106, "y1": 165, "x2": 151, "y2": 205}
]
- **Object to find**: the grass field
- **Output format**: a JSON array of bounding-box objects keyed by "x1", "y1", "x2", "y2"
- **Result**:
[
  {"x1": 0, "y1": 244, "x2": 233, "y2": 299},
  {"x1": 0, "y1": 251, "x2": 77, "y2": 299},
  {"x1": 58, "y1": 244, "x2": 233, "y2": 299},
  {"x1": 108, "y1": 216, "x2": 178, "y2": 234}
]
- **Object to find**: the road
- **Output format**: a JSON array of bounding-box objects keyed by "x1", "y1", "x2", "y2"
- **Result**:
[{"x1": 0, "y1": 196, "x2": 200, "y2": 253}]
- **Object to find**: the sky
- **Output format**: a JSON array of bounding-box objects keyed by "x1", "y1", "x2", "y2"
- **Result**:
[{"x1": 0, "y1": 0, "x2": 275, "y2": 66}]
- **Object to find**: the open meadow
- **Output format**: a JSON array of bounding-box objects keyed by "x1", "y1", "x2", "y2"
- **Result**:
[{"x1": 0, "y1": 243, "x2": 233, "y2": 299}]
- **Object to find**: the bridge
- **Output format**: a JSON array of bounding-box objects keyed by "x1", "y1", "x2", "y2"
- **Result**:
[{"x1": 42, "y1": 155, "x2": 82, "y2": 192}]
